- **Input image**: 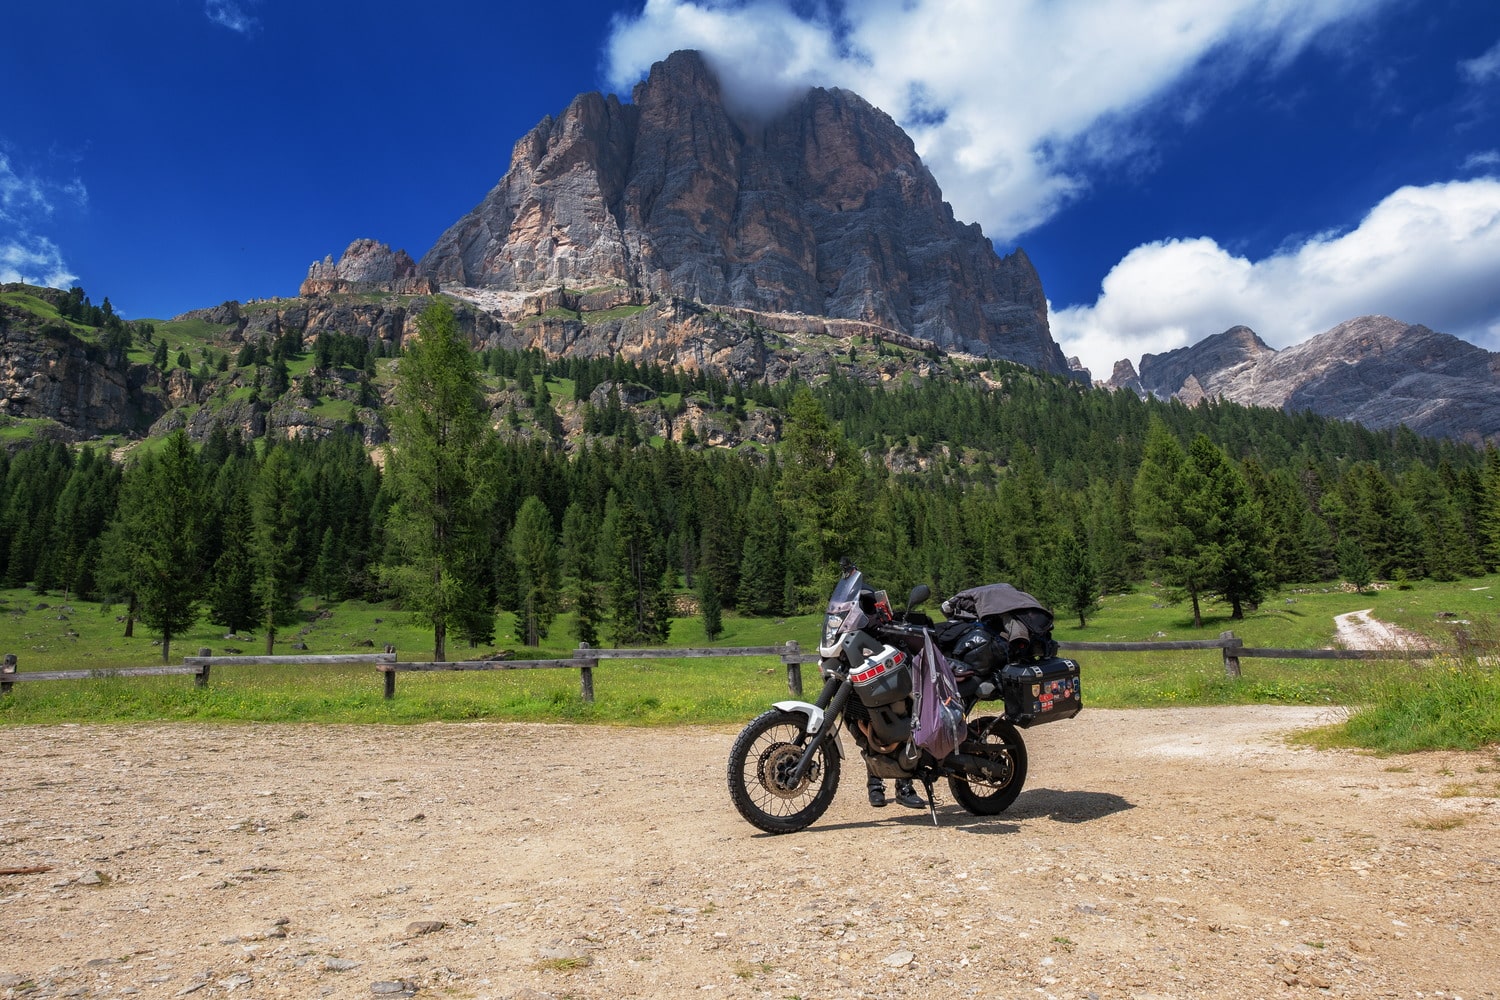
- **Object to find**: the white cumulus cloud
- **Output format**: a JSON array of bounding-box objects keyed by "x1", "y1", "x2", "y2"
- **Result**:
[
  {"x1": 1051, "y1": 177, "x2": 1500, "y2": 378},
  {"x1": 604, "y1": 0, "x2": 1390, "y2": 242}
]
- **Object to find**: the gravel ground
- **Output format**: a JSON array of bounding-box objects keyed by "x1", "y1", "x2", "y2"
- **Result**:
[{"x1": 2, "y1": 706, "x2": 1497, "y2": 1000}]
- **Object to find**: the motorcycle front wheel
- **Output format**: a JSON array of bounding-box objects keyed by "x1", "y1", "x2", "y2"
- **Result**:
[
  {"x1": 947, "y1": 715, "x2": 1028, "y2": 815},
  {"x1": 727, "y1": 708, "x2": 842, "y2": 834}
]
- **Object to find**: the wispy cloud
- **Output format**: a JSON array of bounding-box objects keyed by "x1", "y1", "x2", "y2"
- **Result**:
[
  {"x1": 1051, "y1": 178, "x2": 1500, "y2": 375},
  {"x1": 205, "y1": 0, "x2": 259, "y2": 35},
  {"x1": 0, "y1": 152, "x2": 54, "y2": 221},
  {"x1": 1464, "y1": 150, "x2": 1500, "y2": 171},
  {"x1": 1459, "y1": 38, "x2": 1500, "y2": 84},
  {"x1": 605, "y1": 0, "x2": 1393, "y2": 243},
  {"x1": 0, "y1": 149, "x2": 87, "y2": 290},
  {"x1": 0, "y1": 234, "x2": 78, "y2": 288}
]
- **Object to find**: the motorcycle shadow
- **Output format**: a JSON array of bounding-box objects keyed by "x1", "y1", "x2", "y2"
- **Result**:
[
  {"x1": 743, "y1": 790, "x2": 1135, "y2": 837},
  {"x1": 1002, "y1": 788, "x2": 1135, "y2": 824}
]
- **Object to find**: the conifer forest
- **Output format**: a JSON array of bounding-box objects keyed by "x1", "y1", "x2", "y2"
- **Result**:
[{"x1": 3, "y1": 298, "x2": 1499, "y2": 657}]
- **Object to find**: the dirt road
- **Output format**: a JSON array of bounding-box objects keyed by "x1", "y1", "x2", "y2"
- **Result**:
[{"x1": 2, "y1": 708, "x2": 1497, "y2": 999}]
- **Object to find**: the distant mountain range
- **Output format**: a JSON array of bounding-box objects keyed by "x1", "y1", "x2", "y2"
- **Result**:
[{"x1": 1105, "y1": 316, "x2": 1500, "y2": 446}]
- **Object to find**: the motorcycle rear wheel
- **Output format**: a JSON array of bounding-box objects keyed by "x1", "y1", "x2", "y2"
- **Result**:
[
  {"x1": 947, "y1": 716, "x2": 1027, "y2": 815},
  {"x1": 727, "y1": 708, "x2": 842, "y2": 834}
]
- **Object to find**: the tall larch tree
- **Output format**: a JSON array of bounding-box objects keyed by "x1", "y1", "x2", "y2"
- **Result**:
[{"x1": 382, "y1": 300, "x2": 496, "y2": 661}]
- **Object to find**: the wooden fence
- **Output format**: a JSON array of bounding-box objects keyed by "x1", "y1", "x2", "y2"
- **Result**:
[
  {"x1": 1057, "y1": 630, "x2": 1447, "y2": 679},
  {"x1": 372, "y1": 642, "x2": 817, "y2": 701},
  {"x1": 0, "y1": 631, "x2": 1467, "y2": 702}
]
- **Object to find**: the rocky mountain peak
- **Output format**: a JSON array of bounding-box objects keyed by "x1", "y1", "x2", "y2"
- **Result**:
[
  {"x1": 1111, "y1": 315, "x2": 1499, "y2": 445},
  {"x1": 302, "y1": 239, "x2": 437, "y2": 296},
  {"x1": 1121, "y1": 324, "x2": 1274, "y2": 399},
  {"x1": 418, "y1": 49, "x2": 1068, "y2": 374}
]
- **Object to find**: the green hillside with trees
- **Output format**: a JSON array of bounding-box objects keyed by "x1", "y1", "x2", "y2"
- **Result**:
[{"x1": 2, "y1": 292, "x2": 1498, "y2": 670}]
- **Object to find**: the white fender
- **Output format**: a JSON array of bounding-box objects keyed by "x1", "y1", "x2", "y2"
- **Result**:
[
  {"x1": 771, "y1": 701, "x2": 845, "y2": 758},
  {"x1": 773, "y1": 700, "x2": 824, "y2": 730}
]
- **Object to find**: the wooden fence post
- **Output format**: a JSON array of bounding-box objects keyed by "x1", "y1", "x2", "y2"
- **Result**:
[
  {"x1": 1, "y1": 653, "x2": 16, "y2": 695},
  {"x1": 578, "y1": 642, "x2": 596, "y2": 703},
  {"x1": 783, "y1": 640, "x2": 803, "y2": 696},
  {"x1": 1220, "y1": 631, "x2": 1243, "y2": 678},
  {"x1": 196, "y1": 648, "x2": 212, "y2": 688},
  {"x1": 383, "y1": 645, "x2": 397, "y2": 700}
]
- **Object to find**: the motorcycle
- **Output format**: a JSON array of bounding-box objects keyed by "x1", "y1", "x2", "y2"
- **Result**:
[{"x1": 727, "y1": 568, "x2": 1080, "y2": 834}]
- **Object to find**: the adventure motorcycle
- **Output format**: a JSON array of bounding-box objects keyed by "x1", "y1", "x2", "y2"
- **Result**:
[{"x1": 727, "y1": 569, "x2": 1080, "y2": 834}]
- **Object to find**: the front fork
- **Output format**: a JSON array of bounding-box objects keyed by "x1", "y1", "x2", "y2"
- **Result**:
[{"x1": 787, "y1": 675, "x2": 851, "y2": 786}]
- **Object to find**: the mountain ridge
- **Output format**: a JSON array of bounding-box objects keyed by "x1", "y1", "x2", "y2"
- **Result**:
[{"x1": 1108, "y1": 315, "x2": 1500, "y2": 445}]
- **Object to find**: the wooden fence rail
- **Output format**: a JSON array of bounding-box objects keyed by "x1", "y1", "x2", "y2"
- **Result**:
[
  {"x1": 1, "y1": 630, "x2": 1480, "y2": 701},
  {"x1": 376, "y1": 641, "x2": 817, "y2": 701},
  {"x1": 1057, "y1": 630, "x2": 1448, "y2": 679}
]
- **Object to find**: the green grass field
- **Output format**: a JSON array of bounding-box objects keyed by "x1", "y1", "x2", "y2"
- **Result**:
[{"x1": 2, "y1": 577, "x2": 1496, "y2": 750}]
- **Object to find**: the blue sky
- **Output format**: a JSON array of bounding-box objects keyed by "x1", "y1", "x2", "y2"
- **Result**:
[{"x1": 4, "y1": 0, "x2": 1498, "y2": 377}]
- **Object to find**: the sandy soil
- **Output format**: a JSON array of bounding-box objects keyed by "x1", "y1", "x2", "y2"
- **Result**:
[{"x1": 2, "y1": 705, "x2": 1497, "y2": 1000}]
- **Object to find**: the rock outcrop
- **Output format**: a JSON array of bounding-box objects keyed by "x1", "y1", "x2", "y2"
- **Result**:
[
  {"x1": 1108, "y1": 316, "x2": 1500, "y2": 445},
  {"x1": 0, "y1": 289, "x2": 167, "y2": 440},
  {"x1": 1132, "y1": 326, "x2": 1275, "y2": 401},
  {"x1": 301, "y1": 240, "x2": 438, "y2": 297},
  {"x1": 418, "y1": 49, "x2": 1068, "y2": 374}
]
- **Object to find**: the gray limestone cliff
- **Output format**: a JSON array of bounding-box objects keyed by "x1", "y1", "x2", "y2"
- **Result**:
[{"x1": 417, "y1": 50, "x2": 1067, "y2": 374}]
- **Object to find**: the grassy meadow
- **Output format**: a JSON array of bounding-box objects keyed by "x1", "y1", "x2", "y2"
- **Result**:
[{"x1": 1, "y1": 577, "x2": 1496, "y2": 751}]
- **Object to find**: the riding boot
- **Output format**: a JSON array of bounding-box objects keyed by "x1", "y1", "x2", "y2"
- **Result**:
[
  {"x1": 894, "y1": 779, "x2": 926, "y2": 809},
  {"x1": 866, "y1": 774, "x2": 887, "y2": 808}
]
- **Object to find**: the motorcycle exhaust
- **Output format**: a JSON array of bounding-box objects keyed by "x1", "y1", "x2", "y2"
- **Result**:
[{"x1": 941, "y1": 752, "x2": 1014, "y2": 785}]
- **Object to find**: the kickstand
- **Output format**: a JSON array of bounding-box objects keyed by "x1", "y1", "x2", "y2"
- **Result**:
[{"x1": 923, "y1": 778, "x2": 939, "y2": 826}]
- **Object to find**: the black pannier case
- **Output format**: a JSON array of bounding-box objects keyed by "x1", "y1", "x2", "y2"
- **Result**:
[{"x1": 1000, "y1": 657, "x2": 1081, "y2": 728}]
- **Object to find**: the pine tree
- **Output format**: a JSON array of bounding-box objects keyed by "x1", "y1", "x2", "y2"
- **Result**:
[
  {"x1": 561, "y1": 501, "x2": 601, "y2": 647},
  {"x1": 1132, "y1": 422, "x2": 1213, "y2": 627},
  {"x1": 207, "y1": 474, "x2": 257, "y2": 634},
  {"x1": 511, "y1": 496, "x2": 559, "y2": 646},
  {"x1": 1337, "y1": 537, "x2": 1373, "y2": 594},
  {"x1": 776, "y1": 387, "x2": 860, "y2": 608},
  {"x1": 382, "y1": 300, "x2": 496, "y2": 660},
  {"x1": 604, "y1": 491, "x2": 669, "y2": 645},
  {"x1": 1051, "y1": 527, "x2": 1101, "y2": 628},
  {"x1": 1189, "y1": 436, "x2": 1274, "y2": 619},
  {"x1": 736, "y1": 486, "x2": 786, "y2": 616},
  {"x1": 698, "y1": 544, "x2": 723, "y2": 640},
  {"x1": 104, "y1": 431, "x2": 205, "y2": 661},
  {"x1": 250, "y1": 446, "x2": 303, "y2": 654}
]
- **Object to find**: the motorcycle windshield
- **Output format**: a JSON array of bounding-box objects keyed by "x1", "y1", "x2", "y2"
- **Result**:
[{"x1": 827, "y1": 570, "x2": 865, "y2": 612}]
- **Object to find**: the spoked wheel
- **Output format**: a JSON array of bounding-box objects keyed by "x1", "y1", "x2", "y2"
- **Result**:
[
  {"x1": 727, "y1": 708, "x2": 841, "y2": 834},
  {"x1": 947, "y1": 715, "x2": 1028, "y2": 815}
]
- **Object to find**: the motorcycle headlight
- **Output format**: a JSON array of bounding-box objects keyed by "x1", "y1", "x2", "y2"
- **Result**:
[{"x1": 822, "y1": 612, "x2": 843, "y2": 649}]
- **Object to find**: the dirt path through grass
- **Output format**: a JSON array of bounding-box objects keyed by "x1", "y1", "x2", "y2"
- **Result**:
[
  {"x1": 2, "y1": 708, "x2": 1497, "y2": 999},
  {"x1": 1334, "y1": 609, "x2": 1439, "y2": 651}
]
